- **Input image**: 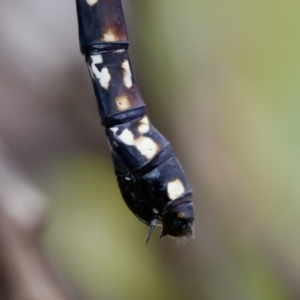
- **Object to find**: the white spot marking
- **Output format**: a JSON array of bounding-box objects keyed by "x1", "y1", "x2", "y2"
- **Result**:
[
  {"x1": 116, "y1": 128, "x2": 135, "y2": 145},
  {"x1": 98, "y1": 68, "x2": 111, "y2": 89},
  {"x1": 86, "y1": 0, "x2": 98, "y2": 6},
  {"x1": 121, "y1": 60, "x2": 132, "y2": 88},
  {"x1": 89, "y1": 55, "x2": 103, "y2": 79},
  {"x1": 167, "y1": 179, "x2": 185, "y2": 200},
  {"x1": 138, "y1": 116, "x2": 150, "y2": 134},
  {"x1": 110, "y1": 127, "x2": 118, "y2": 134},
  {"x1": 115, "y1": 96, "x2": 131, "y2": 111},
  {"x1": 90, "y1": 56, "x2": 111, "y2": 89},
  {"x1": 115, "y1": 49, "x2": 126, "y2": 53},
  {"x1": 90, "y1": 55, "x2": 103, "y2": 65}
]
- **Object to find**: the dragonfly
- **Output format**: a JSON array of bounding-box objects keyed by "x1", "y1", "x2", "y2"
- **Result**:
[{"x1": 75, "y1": 0, "x2": 195, "y2": 243}]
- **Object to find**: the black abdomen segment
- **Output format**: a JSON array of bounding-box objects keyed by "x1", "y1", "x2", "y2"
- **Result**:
[
  {"x1": 86, "y1": 50, "x2": 145, "y2": 126},
  {"x1": 76, "y1": 0, "x2": 129, "y2": 53}
]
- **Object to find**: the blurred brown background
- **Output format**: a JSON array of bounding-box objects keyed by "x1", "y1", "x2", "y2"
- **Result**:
[{"x1": 1, "y1": 0, "x2": 300, "y2": 299}]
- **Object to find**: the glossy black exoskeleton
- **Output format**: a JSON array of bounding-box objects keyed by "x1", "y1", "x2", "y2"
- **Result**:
[{"x1": 75, "y1": 0, "x2": 195, "y2": 243}]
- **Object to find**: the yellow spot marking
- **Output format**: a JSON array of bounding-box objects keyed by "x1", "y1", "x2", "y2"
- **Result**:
[
  {"x1": 121, "y1": 60, "x2": 132, "y2": 88},
  {"x1": 115, "y1": 96, "x2": 131, "y2": 111},
  {"x1": 167, "y1": 179, "x2": 185, "y2": 200},
  {"x1": 177, "y1": 212, "x2": 187, "y2": 219},
  {"x1": 138, "y1": 116, "x2": 150, "y2": 134},
  {"x1": 86, "y1": 0, "x2": 98, "y2": 5},
  {"x1": 134, "y1": 137, "x2": 159, "y2": 160},
  {"x1": 103, "y1": 30, "x2": 117, "y2": 42}
]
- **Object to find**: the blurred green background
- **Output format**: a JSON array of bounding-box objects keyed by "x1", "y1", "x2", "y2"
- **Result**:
[{"x1": 1, "y1": 0, "x2": 300, "y2": 299}]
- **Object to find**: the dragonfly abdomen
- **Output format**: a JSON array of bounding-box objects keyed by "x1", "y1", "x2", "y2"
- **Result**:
[{"x1": 75, "y1": 0, "x2": 195, "y2": 243}]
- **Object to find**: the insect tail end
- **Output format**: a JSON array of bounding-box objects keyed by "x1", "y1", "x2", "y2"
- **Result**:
[{"x1": 145, "y1": 220, "x2": 158, "y2": 245}]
